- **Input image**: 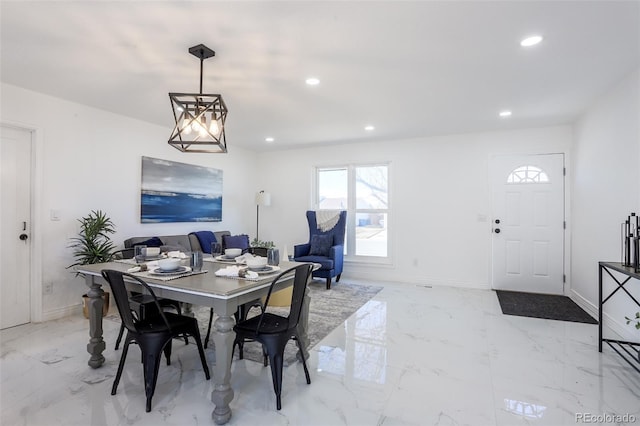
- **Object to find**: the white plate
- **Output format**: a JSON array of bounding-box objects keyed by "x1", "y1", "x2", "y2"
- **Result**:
[
  {"x1": 149, "y1": 266, "x2": 191, "y2": 276},
  {"x1": 247, "y1": 265, "x2": 270, "y2": 272},
  {"x1": 214, "y1": 255, "x2": 238, "y2": 262},
  {"x1": 254, "y1": 265, "x2": 280, "y2": 275}
]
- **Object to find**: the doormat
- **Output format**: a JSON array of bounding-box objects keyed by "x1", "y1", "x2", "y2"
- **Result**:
[
  {"x1": 496, "y1": 290, "x2": 598, "y2": 324},
  {"x1": 198, "y1": 279, "x2": 383, "y2": 366}
]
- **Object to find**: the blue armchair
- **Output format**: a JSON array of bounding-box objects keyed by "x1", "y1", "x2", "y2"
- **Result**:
[{"x1": 294, "y1": 210, "x2": 346, "y2": 289}]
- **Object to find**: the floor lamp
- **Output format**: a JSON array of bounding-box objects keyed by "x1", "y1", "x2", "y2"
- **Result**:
[{"x1": 255, "y1": 190, "x2": 271, "y2": 241}]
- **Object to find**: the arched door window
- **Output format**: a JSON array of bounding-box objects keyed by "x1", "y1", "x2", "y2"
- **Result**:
[{"x1": 506, "y1": 165, "x2": 549, "y2": 183}]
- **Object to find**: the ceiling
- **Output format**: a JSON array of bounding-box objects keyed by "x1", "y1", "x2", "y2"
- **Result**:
[{"x1": 1, "y1": 1, "x2": 639, "y2": 152}]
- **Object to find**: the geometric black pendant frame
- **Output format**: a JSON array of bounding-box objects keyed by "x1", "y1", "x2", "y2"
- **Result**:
[{"x1": 168, "y1": 44, "x2": 229, "y2": 153}]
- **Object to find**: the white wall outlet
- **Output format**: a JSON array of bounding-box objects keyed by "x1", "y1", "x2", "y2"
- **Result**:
[
  {"x1": 50, "y1": 209, "x2": 61, "y2": 221},
  {"x1": 43, "y1": 282, "x2": 53, "y2": 294}
]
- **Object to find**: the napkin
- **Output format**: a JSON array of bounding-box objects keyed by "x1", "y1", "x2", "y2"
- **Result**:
[
  {"x1": 214, "y1": 265, "x2": 258, "y2": 279},
  {"x1": 126, "y1": 260, "x2": 159, "y2": 273},
  {"x1": 234, "y1": 253, "x2": 256, "y2": 264}
]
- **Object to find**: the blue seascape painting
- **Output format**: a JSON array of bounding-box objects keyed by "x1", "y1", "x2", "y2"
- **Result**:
[{"x1": 141, "y1": 156, "x2": 223, "y2": 223}]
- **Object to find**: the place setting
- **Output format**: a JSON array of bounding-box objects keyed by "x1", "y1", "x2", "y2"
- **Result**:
[
  {"x1": 204, "y1": 244, "x2": 246, "y2": 263},
  {"x1": 114, "y1": 246, "x2": 186, "y2": 265},
  {"x1": 127, "y1": 254, "x2": 208, "y2": 281},
  {"x1": 214, "y1": 251, "x2": 280, "y2": 281},
  {"x1": 210, "y1": 247, "x2": 243, "y2": 263}
]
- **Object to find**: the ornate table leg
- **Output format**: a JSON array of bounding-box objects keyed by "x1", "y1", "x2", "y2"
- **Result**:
[
  {"x1": 296, "y1": 286, "x2": 311, "y2": 362},
  {"x1": 211, "y1": 314, "x2": 235, "y2": 425},
  {"x1": 84, "y1": 274, "x2": 106, "y2": 368}
]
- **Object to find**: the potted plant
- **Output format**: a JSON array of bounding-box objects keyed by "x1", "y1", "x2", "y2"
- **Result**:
[
  {"x1": 249, "y1": 238, "x2": 276, "y2": 258},
  {"x1": 68, "y1": 209, "x2": 116, "y2": 267},
  {"x1": 627, "y1": 312, "x2": 640, "y2": 330},
  {"x1": 250, "y1": 238, "x2": 275, "y2": 249},
  {"x1": 68, "y1": 209, "x2": 116, "y2": 317}
]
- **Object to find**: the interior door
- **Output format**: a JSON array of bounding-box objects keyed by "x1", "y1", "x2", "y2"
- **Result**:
[
  {"x1": 491, "y1": 153, "x2": 565, "y2": 295},
  {"x1": 1, "y1": 125, "x2": 32, "y2": 329}
]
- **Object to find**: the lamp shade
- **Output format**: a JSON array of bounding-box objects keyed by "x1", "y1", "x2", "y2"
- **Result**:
[{"x1": 256, "y1": 191, "x2": 271, "y2": 206}]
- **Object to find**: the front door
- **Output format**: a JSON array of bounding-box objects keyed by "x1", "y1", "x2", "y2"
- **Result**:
[
  {"x1": 490, "y1": 153, "x2": 565, "y2": 295},
  {"x1": 1, "y1": 125, "x2": 32, "y2": 329}
]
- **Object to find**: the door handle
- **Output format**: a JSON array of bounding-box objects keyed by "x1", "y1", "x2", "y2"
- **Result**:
[
  {"x1": 494, "y1": 228, "x2": 501, "y2": 234},
  {"x1": 19, "y1": 233, "x2": 28, "y2": 241}
]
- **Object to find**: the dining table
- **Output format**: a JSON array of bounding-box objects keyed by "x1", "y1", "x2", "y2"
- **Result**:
[{"x1": 75, "y1": 258, "x2": 312, "y2": 425}]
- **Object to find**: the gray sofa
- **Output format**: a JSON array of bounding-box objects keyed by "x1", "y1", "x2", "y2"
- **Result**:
[{"x1": 123, "y1": 231, "x2": 231, "y2": 253}]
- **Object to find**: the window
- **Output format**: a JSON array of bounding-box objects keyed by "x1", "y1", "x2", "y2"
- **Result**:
[
  {"x1": 316, "y1": 163, "x2": 389, "y2": 261},
  {"x1": 507, "y1": 165, "x2": 549, "y2": 184}
]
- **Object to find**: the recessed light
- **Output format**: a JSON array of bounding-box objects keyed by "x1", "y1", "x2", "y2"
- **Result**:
[
  {"x1": 520, "y1": 35, "x2": 543, "y2": 47},
  {"x1": 265, "y1": 137, "x2": 274, "y2": 143},
  {"x1": 364, "y1": 125, "x2": 375, "y2": 131},
  {"x1": 499, "y1": 110, "x2": 512, "y2": 118},
  {"x1": 305, "y1": 77, "x2": 320, "y2": 86}
]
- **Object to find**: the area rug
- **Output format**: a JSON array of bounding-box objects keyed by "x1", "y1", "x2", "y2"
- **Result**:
[
  {"x1": 496, "y1": 290, "x2": 598, "y2": 324},
  {"x1": 196, "y1": 279, "x2": 383, "y2": 366}
]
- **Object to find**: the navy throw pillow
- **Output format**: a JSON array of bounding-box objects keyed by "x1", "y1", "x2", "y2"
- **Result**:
[
  {"x1": 192, "y1": 231, "x2": 217, "y2": 253},
  {"x1": 309, "y1": 234, "x2": 333, "y2": 257},
  {"x1": 137, "y1": 237, "x2": 163, "y2": 247},
  {"x1": 223, "y1": 234, "x2": 250, "y2": 252}
]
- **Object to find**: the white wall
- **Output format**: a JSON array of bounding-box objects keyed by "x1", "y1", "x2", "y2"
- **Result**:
[
  {"x1": 1, "y1": 83, "x2": 259, "y2": 320},
  {"x1": 571, "y1": 68, "x2": 640, "y2": 341},
  {"x1": 10, "y1": 77, "x2": 622, "y2": 321},
  {"x1": 258, "y1": 125, "x2": 572, "y2": 288}
]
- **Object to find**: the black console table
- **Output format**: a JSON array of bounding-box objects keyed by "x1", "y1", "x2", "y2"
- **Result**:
[{"x1": 598, "y1": 261, "x2": 640, "y2": 373}]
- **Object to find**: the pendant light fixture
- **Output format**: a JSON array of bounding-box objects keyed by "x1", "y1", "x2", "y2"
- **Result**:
[{"x1": 168, "y1": 44, "x2": 229, "y2": 153}]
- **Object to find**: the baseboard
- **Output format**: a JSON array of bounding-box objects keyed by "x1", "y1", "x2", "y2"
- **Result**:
[
  {"x1": 570, "y1": 290, "x2": 599, "y2": 319},
  {"x1": 570, "y1": 289, "x2": 639, "y2": 343},
  {"x1": 41, "y1": 303, "x2": 83, "y2": 322},
  {"x1": 341, "y1": 270, "x2": 489, "y2": 290}
]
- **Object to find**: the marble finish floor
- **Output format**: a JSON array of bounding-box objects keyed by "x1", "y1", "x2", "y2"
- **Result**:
[{"x1": 2, "y1": 280, "x2": 640, "y2": 426}]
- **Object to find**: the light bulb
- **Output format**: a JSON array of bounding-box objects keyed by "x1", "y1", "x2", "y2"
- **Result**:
[
  {"x1": 182, "y1": 116, "x2": 192, "y2": 135},
  {"x1": 191, "y1": 113, "x2": 204, "y2": 133},
  {"x1": 198, "y1": 115, "x2": 208, "y2": 137},
  {"x1": 209, "y1": 113, "x2": 219, "y2": 134}
]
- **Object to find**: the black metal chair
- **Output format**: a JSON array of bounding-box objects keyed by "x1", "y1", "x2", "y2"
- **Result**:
[
  {"x1": 203, "y1": 242, "x2": 265, "y2": 349},
  {"x1": 232, "y1": 263, "x2": 313, "y2": 410},
  {"x1": 110, "y1": 248, "x2": 185, "y2": 350},
  {"x1": 111, "y1": 248, "x2": 135, "y2": 260},
  {"x1": 101, "y1": 269, "x2": 210, "y2": 412}
]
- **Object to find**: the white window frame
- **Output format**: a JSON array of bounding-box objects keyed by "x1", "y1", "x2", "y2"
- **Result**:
[
  {"x1": 506, "y1": 165, "x2": 550, "y2": 184},
  {"x1": 313, "y1": 162, "x2": 391, "y2": 265}
]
